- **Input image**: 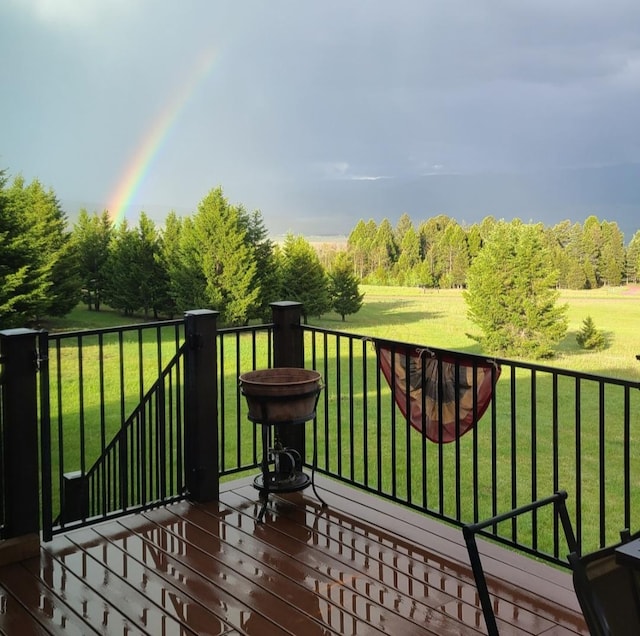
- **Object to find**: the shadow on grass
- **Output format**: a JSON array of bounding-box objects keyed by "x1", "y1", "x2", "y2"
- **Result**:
[{"x1": 318, "y1": 300, "x2": 445, "y2": 328}]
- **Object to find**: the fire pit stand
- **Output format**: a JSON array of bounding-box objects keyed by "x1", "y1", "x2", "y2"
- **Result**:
[{"x1": 239, "y1": 368, "x2": 327, "y2": 523}]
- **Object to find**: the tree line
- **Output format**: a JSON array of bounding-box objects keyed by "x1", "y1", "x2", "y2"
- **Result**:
[
  {"x1": 2, "y1": 166, "x2": 638, "y2": 359},
  {"x1": 0, "y1": 172, "x2": 363, "y2": 329},
  {"x1": 343, "y1": 213, "x2": 638, "y2": 290}
]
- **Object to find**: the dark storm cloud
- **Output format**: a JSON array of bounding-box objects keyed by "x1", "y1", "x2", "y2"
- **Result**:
[{"x1": 2, "y1": 1, "x2": 640, "y2": 236}]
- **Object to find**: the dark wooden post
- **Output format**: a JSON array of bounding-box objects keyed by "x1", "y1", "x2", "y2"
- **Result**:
[
  {"x1": 0, "y1": 328, "x2": 41, "y2": 547},
  {"x1": 184, "y1": 310, "x2": 219, "y2": 502},
  {"x1": 270, "y1": 301, "x2": 306, "y2": 455},
  {"x1": 271, "y1": 301, "x2": 304, "y2": 369},
  {"x1": 61, "y1": 471, "x2": 89, "y2": 523}
]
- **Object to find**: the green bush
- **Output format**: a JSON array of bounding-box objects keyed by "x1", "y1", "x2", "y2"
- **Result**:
[{"x1": 576, "y1": 315, "x2": 606, "y2": 350}]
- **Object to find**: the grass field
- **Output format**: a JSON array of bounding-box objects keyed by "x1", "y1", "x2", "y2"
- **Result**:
[
  {"x1": 46, "y1": 286, "x2": 640, "y2": 381},
  {"x1": 41, "y1": 288, "x2": 640, "y2": 553},
  {"x1": 312, "y1": 285, "x2": 640, "y2": 381}
]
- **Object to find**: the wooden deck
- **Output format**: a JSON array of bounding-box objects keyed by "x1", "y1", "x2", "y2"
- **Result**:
[{"x1": 0, "y1": 476, "x2": 587, "y2": 635}]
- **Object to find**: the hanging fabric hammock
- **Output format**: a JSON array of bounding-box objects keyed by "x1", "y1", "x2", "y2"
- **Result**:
[{"x1": 376, "y1": 343, "x2": 501, "y2": 443}]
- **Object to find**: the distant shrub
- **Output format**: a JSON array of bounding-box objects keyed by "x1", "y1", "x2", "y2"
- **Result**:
[{"x1": 576, "y1": 315, "x2": 605, "y2": 350}]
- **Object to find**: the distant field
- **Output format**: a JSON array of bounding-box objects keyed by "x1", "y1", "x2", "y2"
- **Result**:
[
  {"x1": 312, "y1": 285, "x2": 640, "y2": 381},
  {"x1": 45, "y1": 285, "x2": 640, "y2": 380}
]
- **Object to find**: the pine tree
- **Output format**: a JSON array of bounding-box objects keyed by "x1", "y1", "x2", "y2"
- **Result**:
[
  {"x1": 241, "y1": 208, "x2": 281, "y2": 322},
  {"x1": 72, "y1": 209, "x2": 113, "y2": 311},
  {"x1": 464, "y1": 221, "x2": 568, "y2": 359},
  {"x1": 1, "y1": 174, "x2": 80, "y2": 325},
  {"x1": 393, "y1": 226, "x2": 421, "y2": 285},
  {"x1": 0, "y1": 170, "x2": 33, "y2": 327},
  {"x1": 157, "y1": 211, "x2": 183, "y2": 317},
  {"x1": 184, "y1": 187, "x2": 258, "y2": 325},
  {"x1": 171, "y1": 216, "x2": 208, "y2": 312},
  {"x1": 136, "y1": 213, "x2": 169, "y2": 318},
  {"x1": 347, "y1": 219, "x2": 376, "y2": 279},
  {"x1": 104, "y1": 220, "x2": 142, "y2": 315},
  {"x1": 329, "y1": 252, "x2": 364, "y2": 321},
  {"x1": 280, "y1": 234, "x2": 330, "y2": 323},
  {"x1": 598, "y1": 221, "x2": 625, "y2": 286},
  {"x1": 21, "y1": 179, "x2": 81, "y2": 317},
  {"x1": 576, "y1": 315, "x2": 605, "y2": 350},
  {"x1": 626, "y1": 231, "x2": 640, "y2": 283}
]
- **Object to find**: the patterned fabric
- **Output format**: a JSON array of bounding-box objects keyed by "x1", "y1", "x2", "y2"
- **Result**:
[{"x1": 377, "y1": 344, "x2": 501, "y2": 443}]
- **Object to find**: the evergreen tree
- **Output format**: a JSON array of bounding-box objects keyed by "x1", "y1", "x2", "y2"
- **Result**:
[
  {"x1": 582, "y1": 215, "x2": 603, "y2": 288},
  {"x1": 464, "y1": 221, "x2": 568, "y2": 359},
  {"x1": 241, "y1": 208, "x2": 281, "y2": 322},
  {"x1": 172, "y1": 216, "x2": 208, "y2": 312},
  {"x1": 438, "y1": 221, "x2": 469, "y2": 288},
  {"x1": 598, "y1": 221, "x2": 625, "y2": 286},
  {"x1": 564, "y1": 222, "x2": 589, "y2": 289},
  {"x1": 466, "y1": 224, "x2": 483, "y2": 260},
  {"x1": 347, "y1": 219, "x2": 376, "y2": 279},
  {"x1": 0, "y1": 170, "x2": 34, "y2": 327},
  {"x1": 18, "y1": 178, "x2": 81, "y2": 317},
  {"x1": 72, "y1": 209, "x2": 113, "y2": 310},
  {"x1": 1, "y1": 174, "x2": 80, "y2": 325},
  {"x1": 418, "y1": 214, "x2": 454, "y2": 288},
  {"x1": 104, "y1": 220, "x2": 142, "y2": 315},
  {"x1": 280, "y1": 233, "x2": 330, "y2": 323},
  {"x1": 136, "y1": 213, "x2": 168, "y2": 318},
  {"x1": 186, "y1": 187, "x2": 258, "y2": 325},
  {"x1": 576, "y1": 315, "x2": 605, "y2": 350},
  {"x1": 370, "y1": 218, "x2": 398, "y2": 272},
  {"x1": 626, "y1": 231, "x2": 640, "y2": 283},
  {"x1": 104, "y1": 213, "x2": 169, "y2": 318},
  {"x1": 158, "y1": 211, "x2": 184, "y2": 317},
  {"x1": 329, "y1": 252, "x2": 364, "y2": 321},
  {"x1": 394, "y1": 213, "x2": 414, "y2": 246},
  {"x1": 393, "y1": 225, "x2": 421, "y2": 285}
]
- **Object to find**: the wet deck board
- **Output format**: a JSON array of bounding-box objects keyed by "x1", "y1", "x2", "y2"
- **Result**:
[{"x1": 0, "y1": 476, "x2": 587, "y2": 635}]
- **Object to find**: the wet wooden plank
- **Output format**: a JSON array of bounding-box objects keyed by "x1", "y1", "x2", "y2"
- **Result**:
[
  {"x1": 0, "y1": 475, "x2": 588, "y2": 635},
  {"x1": 226, "y1": 486, "x2": 551, "y2": 634},
  {"x1": 120, "y1": 505, "x2": 408, "y2": 635},
  {"x1": 0, "y1": 559, "x2": 101, "y2": 636},
  {"x1": 148, "y1": 501, "x2": 470, "y2": 635},
  {"x1": 305, "y1": 477, "x2": 588, "y2": 635},
  {"x1": 0, "y1": 578, "x2": 54, "y2": 636},
  {"x1": 68, "y1": 523, "x2": 261, "y2": 636},
  {"x1": 220, "y1": 487, "x2": 505, "y2": 634}
]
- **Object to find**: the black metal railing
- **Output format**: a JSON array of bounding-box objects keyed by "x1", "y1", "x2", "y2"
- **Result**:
[
  {"x1": 300, "y1": 325, "x2": 640, "y2": 566},
  {"x1": 80, "y1": 345, "x2": 185, "y2": 521},
  {"x1": 44, "y1": 318, "x2": 184, "y2": 535},
  {"x1": 4, "y1": 301, "x2": 638, "y2": 570},
  {"x1": 217, "y1": 323, "x2": 274, "y2": 477},
  {"x1": 41, "y1": 317, "x2": 274, "y2": 536},
  {"x1": 0, "y1": 348, "x2": 5, "y2": 536}
]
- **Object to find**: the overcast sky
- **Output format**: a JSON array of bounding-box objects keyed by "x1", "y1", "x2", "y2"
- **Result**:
[{"x1": 3, "y1": 1, "x2": 640, "y2": 237}]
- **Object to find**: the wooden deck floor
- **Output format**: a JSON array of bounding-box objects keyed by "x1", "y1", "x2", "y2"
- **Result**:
[{"x1": 0, "y1": 476, "x2": 587, "y2": 635}]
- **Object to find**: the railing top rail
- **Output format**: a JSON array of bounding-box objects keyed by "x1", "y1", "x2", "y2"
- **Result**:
[
  {"x1": 301, "y1": 324, "x2": 640, "y2": 388},
  {"x1": 218, "y1": 323, "x2": 274, "y2": 335},
  {"x1": 47, "y1": 318, "x2": 184, "y2": 342}
]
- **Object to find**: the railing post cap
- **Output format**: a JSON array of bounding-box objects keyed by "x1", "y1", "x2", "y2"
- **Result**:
[
  {"x1": 0, "y1": 328, "x2": 41, "y2": 338},
  {"x1": 270, "y1": 301, "x2": 303, "y2": 308},
  {"x1": 184, "y1": 309, "x2": 220, "y2": 317}
]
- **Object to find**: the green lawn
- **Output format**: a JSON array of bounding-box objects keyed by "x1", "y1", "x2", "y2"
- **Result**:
[
  {"x1": 42, "y1": 304, "x2": 163, "y2": 332},
  {"x1": 44, "y1": 288, "x2": 640, "y2": 555},
  {"x1": 312, "y1": 285, "x2": 640, "y2": 381}
]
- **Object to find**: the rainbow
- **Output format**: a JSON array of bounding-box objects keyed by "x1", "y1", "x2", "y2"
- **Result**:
[{"x1": 106, "y1": 48, "x2": 217, "y2": 225}]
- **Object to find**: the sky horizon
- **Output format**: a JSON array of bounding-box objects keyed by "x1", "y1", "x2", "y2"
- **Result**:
[{"x1": 3, "y1": 1, "x2": 640, "y2": 240}]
